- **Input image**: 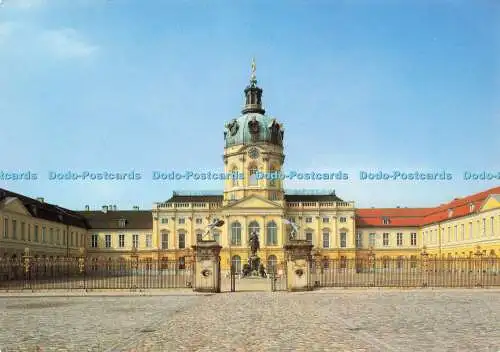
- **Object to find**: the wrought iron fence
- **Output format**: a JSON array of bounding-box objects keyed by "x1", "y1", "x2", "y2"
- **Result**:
[
  {"x1": 0, "y1": 258, "x2": 193, "y2": 290},
  {"x1": 311, "y1": 258, "x2": 500, "y2": 288}
]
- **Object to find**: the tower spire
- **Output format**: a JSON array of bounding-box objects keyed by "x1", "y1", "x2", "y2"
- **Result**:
[{"x1": 242, "y1": 58, "x2": 265, "y2": 114}]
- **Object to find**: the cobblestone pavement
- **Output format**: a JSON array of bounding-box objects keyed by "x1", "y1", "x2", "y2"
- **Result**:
[{"x1": 0, "y1": 289, "x2": 499, "y2": 351}]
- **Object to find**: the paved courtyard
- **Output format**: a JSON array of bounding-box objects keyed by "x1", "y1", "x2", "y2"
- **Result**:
[{"x1": 0, "y1": 289, "x2": 499, "y2": 351}]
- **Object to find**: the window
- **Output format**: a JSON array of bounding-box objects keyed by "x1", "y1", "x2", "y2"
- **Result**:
[
  {"x1": 249, "y1": 167, "x2": 258, "y2": 186},
  {"x1": 270, "y1": 192, "x2": 278, "y2": 201},
  {"x1": 447, "y1": 227, "x2": 451, "y2": 242},
  {"x1": 231, "y1": 222, "x2": 242, "y2": 246},
  {"x1": 356, "y1": 232, "x2": 363, "y2": 248},
  {"x1": 322, "y1": 217, "x2": 329, "y2": 223},
  {"x1": 196, "y1": 218, "x2": 203, "y2": 225},
  {"x1": 28, "y1": 224, "x2": 31, "y2": 241},
  {"x1": 42, "y1": 227, "x2": 46, "y2": 243},
  {"x1": 49, "y1": 228, "x2": 53, "y2": 243},
  {"x1": 396, "y1": 233, "x2": 403, "y2": 246},
  {"x1": 178, "y1": 232, "x2": 186, "y2": 249},
  {"x1": 410, "y1": 233, "x2": 417, "y2": 246},
  {"x1": 56, "y1": 229, "x2": 60, "y2": 244},
  {"x1": 12, "y1": 220, "x2": 17, "y2": 239},
  {"x1": 339, "y1": 217, "x2": 347, "y2": 223},
  {"x1": 305, "y1": 217, "x2": 312, "y2": 223},
  {"x1": 21, "y1": 222, "x2": 25, "y2": 241},
  {"x1": 231, "y1": 255, "x2": 242, "y2": 273},
  {"x1": 62, "y1": 230, "x2": 66, "y2": 245},
  {"x1": 289, "y1": 217, "x2": 296, "y2": 223},
  {"x1": 70, "y1": 231, "x2": 73, "y2": 246},
  {"x1": 491, "y1": 217, "x2": 495, "y2": 236},
  {"x1": 340, "y1": 232, "x2": 347, "y2": 248},
  {"x1": 469, "y1": 222, "x2": 473, "y2": 239},
  {"x1": 231, "y1": 167, "x2": 239, "y2": 187},
  {"x1": 213, "y1": 231, "x2": 220, "y2": 244},
  {"x1": 119, "y1": 234, "x2": 125, "y2": 248},
  {"x1": 132, "y1": 234, "x2": 139, "y2": 248},
  {"x1": 34, "y1": 225, "x2": 39, "y2": 242},
  {"x1": 3, "y1": 218, "x2": 7, "y2": 238},
  {"x1": 161, "y1": 218, "x2": 168, "y2": 224},
  {"x1": 322, "y1": 231, "x2": 329, "y2": 248},
  {"x1": 266, "y1": 221, "x2": 278, "y2": 246},
  {"x1": 483, "y1": 218, "x2": 486, "y2": 237},
  {"x1": 248, "y1": 221, "x2": 260, "y2": 242},
  {"x1": 410, "y1": 255, "x2": 417, "y2": 269},
  {"x1": 146, "y1": 234, "x2": 152, "y2": 248},
  {"x1": 91, "y1": 234, "x2": 98, "y2": 248},
  {"x1": 178, "y1": 256, "x2": 185, "y2": 270},
  {"x1": 454, "y1": 225, "x2": 458, "y2": 241},
  {"x1": 161, "y1": 232, "x2": 168, "y2": 249},
  {"x1": 178, "y1": 218, "x2": 185, "y2": 225},
  {"x1": 196, "y1": 232, "x2": 203, "y2": 242},
  {"x1": 118, "y1": 219, "x2": 126, "y2": 228},
  {"x1": 382, "y1": 233, "x2": 389, "y2": 246},
  {"x1": 382, "y1": 217, "x2": 390, "y2": 225},
  {"x1": 105, "y1": 234, "x2": 111, "y2": 248},
  {"x1": 306, "y1": 232, "x2": 313, "y2": 244},
  {"x1": 368, "y1": 233, "x2": 376, "y2": 247},
  {"x1": 461, "y1": 224, "x2": 465, "y2": 241}
]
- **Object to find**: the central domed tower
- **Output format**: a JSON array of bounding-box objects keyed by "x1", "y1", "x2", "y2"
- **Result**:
[{"x1": 223, "y1": 60, "x2": 285, "y2": 204}]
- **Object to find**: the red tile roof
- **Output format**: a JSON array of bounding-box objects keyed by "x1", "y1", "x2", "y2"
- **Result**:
[{"x1": 356, "y1": 186, "x2": 500, "y2": 228}]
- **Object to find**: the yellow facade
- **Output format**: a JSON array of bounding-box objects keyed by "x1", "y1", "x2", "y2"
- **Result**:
[{"x1": 0, "y1": 195, "x2": 87, "y2": 260}]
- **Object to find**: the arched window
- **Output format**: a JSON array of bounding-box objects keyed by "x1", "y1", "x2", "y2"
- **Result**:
[
  {"x1": 248, "y1": 221, "x2": 260, "y2": 242},
  {"x1": 267, "y1": 255, "x2": 277, "y2": 273},
  {"x1": 248, "y1": 166, "x2": 258, "y2": 186},
  {"x1": 231, "y1": 167, "x2": 239, "y2": 187},
  {"x1": 231, "y1": 255, "x2": 242, "y2": 273},
  {"x1": 266, "y1": 221, "x2": 278, "y2": 246},
  {"x1": 231, "y1": 222, "x2": 241, "y2": 246},
  {"x1": 322, "y1": 231, "x2": 330, "y2": 248},
  {"x1": 269, "y1": 166, "x2": 278, "y2": 187}
]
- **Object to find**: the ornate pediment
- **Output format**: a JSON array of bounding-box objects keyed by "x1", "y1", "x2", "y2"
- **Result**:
[
  {"x1": 0, "y1": 197, "x2": 32, "y2": 216},
  {"x1": 224, "y1": 195, "x2": 282, "y2": 210}
]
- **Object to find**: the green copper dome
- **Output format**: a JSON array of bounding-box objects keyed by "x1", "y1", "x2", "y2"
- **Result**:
[
  {"x1": 224, "y1": 113, "x2": 284, "y2": 147},
  {"x1": 224, "y1": 62, "x2": 284, "y2": 147}
]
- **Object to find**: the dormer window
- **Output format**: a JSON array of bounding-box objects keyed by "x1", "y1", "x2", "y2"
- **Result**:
[
  {"x1": 382, "y1": 217, "x2": 390, "y2": 225},
  {"x1": 118, "y1": 219, "x2": 126, "y2": 228},
  {"x1": 469, "y1": 203, "x2": 475, "y2": 213},
  {"x1": 448, "y1": 209, "x2": 453, "y2": 218}
]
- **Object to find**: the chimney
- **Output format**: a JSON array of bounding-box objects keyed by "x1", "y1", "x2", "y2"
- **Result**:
[
  {"x1": 85, "y1": 205, "x2": 90, "y2": 211},
  {"x1": 133, "y1": 206, "x2": 139, "y2": 211},
  {"x1": 36, "y1": 197, "x2": 44, "y2": 203},
  {"x1": 113, "y1": 205, "x2": 117, "y2": 211},
  {"x1": 109, "y1": 204, "x2": 113, "y2": 211},
  {"x1": 102, "y1": 205, "x2": 108, "y2": 213}
]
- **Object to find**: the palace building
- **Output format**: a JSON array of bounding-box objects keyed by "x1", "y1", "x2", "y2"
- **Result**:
[{"x1": 1, "y1": 64, "x2": 499, "y2": 273}]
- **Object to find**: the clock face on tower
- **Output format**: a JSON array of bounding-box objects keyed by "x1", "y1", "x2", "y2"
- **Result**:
[{"x1": 248, "y1": 147, "x2": 260, "y2": 159}]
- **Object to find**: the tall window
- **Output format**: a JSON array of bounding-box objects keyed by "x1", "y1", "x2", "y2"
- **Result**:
[
  {"x1": 232, "y1": 167, "x2": 239, "y2": 187},
  {"x1": 410, "y1": 233, "x2": 417, "y2": 246},
  {"x1": 2, "y1": 218, "x2": 7, "y2": 238},
  {"x1": 322, "y1": 217, "x2": 329, "y2": 223},
  {"x1": 491, "y1": 217, "x2": 495, "y2": 236},
  {"x1": 356, "y1": 232, "x2": 363, "y2": 248},
  {"x1": 305, "y1": 231, "x2": 313, "y2": 244},
  {"x1": 42, "y1": 227, "x2": 46, "y2": 243},
  {"x1": 269, "y1": 167, "x2": 277, "y2": 187},
  {"x1": 178, "y1": 218, "x2": 185, "y2": 225},
  {"x1": 178, "y1": 232, "x2": 186, "y2": 249},
  {"x1": 34, "y1": 225, "x2": 39, "y2": 242},
  {"x1": 91, "y1": 234, "x2": 98, "y2": 248},
  {"x1": 12, "y1": 220, "x2": 17, "y2": 239},
  {"x1": 56, "y1": 229, "x2": 60, "y2": 244},
  {"x1": 483, "y1": 218, "x2": 486, "y2": 237},
  {"x1": 454, "y1": 226, "x2": 458, "y2": 241},
  {"x1": 213, "y1": 231, "x2": 220, "y2": 244},
  {"x1": 340, "y1": 232, "x2": 347, "y2": 248},
  {"x1": 161, "y1": 232, "x2": 168, "y2": 249},
  {"x1": 231, "y1": 255, "x2": 242, "y2": 273},
  {"x1": 368, "y1": 233, "x2": 376, "y2": 247},
  {"x1": 21, "y1": 222, "x2": 25, "y2": 241},
  {"x1": 132, "y1": 234, "x2": 139, "y2": 248},
  {"x1": 195, "y1": 218, "x2": 203, "y2": 225},
  {"x1": 322, "y1": 231, "x2": 330, "y2": 248},
  {"x1": 161, "y1": 218, "x2": 168, "y2": 224},
  {"x1": 49, "y1": 227, "x2": 53, "y2": 243},
  {"x1": 62, "y1": 230, "x2": 66, "y2": 245},
  {"x1": 28, "y1": 224, "x2": 31, "y2": 241},
  {"x1": 119, "y1": 234, "x2": 125, "y2": 248},
  {"x1": 305, "y1": 217, "x2": 312, "y2": 223},
  {"x1": 469, "y1": 222, "x2": 473, "y2": 239},
  {"x1": 249, "y1": 167, "x2": 258, "y2": 186},
  {"x1": 105, "y1": 235, "x2": 111, "y2": 248},
  {"x1": 231, "y1": 222, "x2": 241, "y2": 246},
  {"x1": 196, "y1": 232, "x2": 203, "y2": 242},
  {"x1": 248, "y1": 221, "x2": 260, "y2": 242},
  {"x1": 461, "y1": 224, "x2": 465, "y2": 241},
  {"x1": 146, "y1": 234, "x2": 152, "y2": 247},
  {"x1": 266, "y1": 221, "x2": 278, "y2": 245},
  {"x1": 339, "y1": 217, "x2": 347, "y2": 223},
  {"x1": 396, "y1": 233, "x2": 403, "y2": 246},
  {"x1": 382, "y1": 233, "x2": 389, "y2": 246}
]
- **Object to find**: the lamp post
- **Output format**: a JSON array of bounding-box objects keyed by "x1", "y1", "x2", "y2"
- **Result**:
[
  {"x1": 78, "y1": 247, "x2": 86, "y2": 289},
  {"x1": 22, "y1": 247, "x2": 32, "y2": 287}
]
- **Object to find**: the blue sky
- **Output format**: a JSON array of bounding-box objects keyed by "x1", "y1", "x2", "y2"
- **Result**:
[{"x1": 0, "y1": 0, "x2": 499, "y2": 210}]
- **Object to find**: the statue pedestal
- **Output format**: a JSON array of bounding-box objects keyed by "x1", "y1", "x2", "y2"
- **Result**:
[
  {"x1": 192, "y1": 240, "x2": 222, "y2": 293},
  {"x1": 284, "y1": 240, "x2": 313, "y2": 292}
]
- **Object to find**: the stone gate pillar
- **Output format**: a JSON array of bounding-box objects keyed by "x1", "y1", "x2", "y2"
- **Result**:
[
  {"x1": 192, "y1": 240, "x2": 222, "y2": 293},
  {"x1": 284, "y1": 240, "x2": 313, "y2": 291}
]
